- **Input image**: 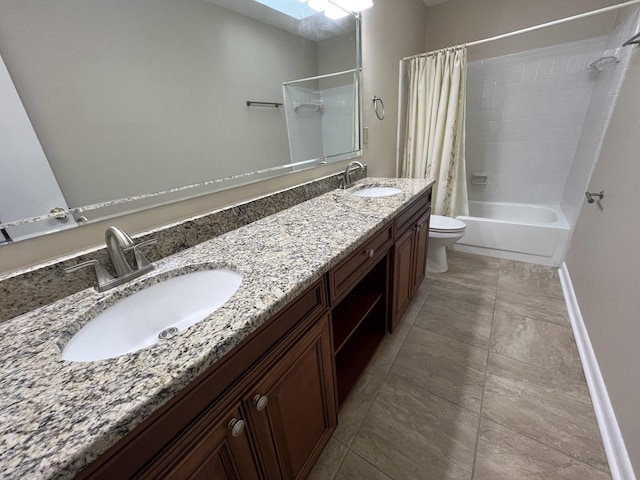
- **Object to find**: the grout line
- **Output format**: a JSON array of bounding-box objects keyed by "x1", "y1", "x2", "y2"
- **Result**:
[
  {"x1": 490, "y1": 268, "x2": 589, "y2": 382},
  {"x1": 385, "y1": 361, "x2": 483, "y2": 417},
  {"x1": 487, "y1": 350, "x2": 587, "y2": 385},
  {"x1": 481, "y1": 415, "x2": 613, "y2": 476},
  {"x1": 325, "y1": 439, "x2": 350, "y2": 480},
  {"x1": 344, "y1": 450, "x2": 394, "y2": 480},
  {"x1": 470, "y1": 263, "x2": 500, "y2": 480}
]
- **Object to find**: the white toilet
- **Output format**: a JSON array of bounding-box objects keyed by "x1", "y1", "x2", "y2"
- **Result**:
[{"x1": 426, "y1": 215, "x2": 467, "y2": 273}]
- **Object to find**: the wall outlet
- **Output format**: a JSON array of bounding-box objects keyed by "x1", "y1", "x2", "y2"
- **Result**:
[{"x1": 363, "y1": 126, "x2": 369, "y2": 144}]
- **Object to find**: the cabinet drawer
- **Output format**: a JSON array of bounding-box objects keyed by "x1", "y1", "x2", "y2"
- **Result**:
[
  {"x1": 328, "y1": 223, "x2": 393, "y2": 304},
  {"x1": 395, "y1": 189, "x2": 432, "y2": 238}
]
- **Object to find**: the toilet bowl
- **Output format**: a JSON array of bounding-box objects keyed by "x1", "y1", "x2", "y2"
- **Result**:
[{"x1": 427, "y1": 215, "x2": 467, "y2": 273}]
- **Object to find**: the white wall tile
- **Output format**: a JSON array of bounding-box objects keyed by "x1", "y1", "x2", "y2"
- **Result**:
[{"x1": 466, "y1": 36, "x2": 608, "y2": 206}]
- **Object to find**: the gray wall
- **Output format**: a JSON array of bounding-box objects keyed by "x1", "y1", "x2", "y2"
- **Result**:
[
  {"x1": 361, "y1": 0, "x2": 429, "y2": 178},
  {"x1": 566, "y1": 45, "x2": 640, "y2": 477}
]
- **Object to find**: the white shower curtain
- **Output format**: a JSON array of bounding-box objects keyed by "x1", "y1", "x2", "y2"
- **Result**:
[{"x1": 401, "y1": 46, "x2": 469, "y2": 217}]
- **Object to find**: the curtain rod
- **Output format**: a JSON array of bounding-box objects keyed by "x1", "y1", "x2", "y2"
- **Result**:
[{"x1": 403, "y1": 0, "x2": 640, "y2": 61}]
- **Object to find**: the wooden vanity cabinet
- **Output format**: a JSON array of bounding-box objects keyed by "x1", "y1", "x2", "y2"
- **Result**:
[
  {"x1": 243, "y1": 314, "x2": 335, "y2": 480},
  {"x1": 73, "y1": 186, "x2": 434, "y2": 480},
  {"x1": 391, "y1": 190, "x2": 432, "y2": 331},
  {"x1": 140, "y1": 314, "x2": 335, "y2": 480},
  {"x1": 76, "y1": 280, "x2": 334, "y2": 480},
  {"x1": 141, "y1": 402, "x2": 261, "y2": 480},
  {"x1": 328, "y1": 222, "x2": 393, "y2": 407}
]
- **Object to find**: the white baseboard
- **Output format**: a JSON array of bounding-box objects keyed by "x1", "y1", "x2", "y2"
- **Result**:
[{"x1": 559, "y1": 263, "x2": 636, "y2": 480}]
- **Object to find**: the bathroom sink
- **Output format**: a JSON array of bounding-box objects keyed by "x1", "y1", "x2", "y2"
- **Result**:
[
  {"x1": 352, "y1": 186, "x2": 403, "y2": 198},
  {"x1": 62, "y1": 269, "x2": 242, "y2": 362}
]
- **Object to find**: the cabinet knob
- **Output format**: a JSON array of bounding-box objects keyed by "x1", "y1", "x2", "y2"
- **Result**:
[
  {"x1": 252, "y1": 394, "x2": 269, "y2": 411},
  {"x1": 367, "y1": 249, "x2": 374, "y2": 258},
  {"x1": 228, "y1": 418, "x2": 245, "y2": 437}
]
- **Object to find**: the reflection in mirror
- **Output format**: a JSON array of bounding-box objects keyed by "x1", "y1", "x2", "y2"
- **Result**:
[{"x1": 0, "y1": 0, "x2": 362, "y2": 244}]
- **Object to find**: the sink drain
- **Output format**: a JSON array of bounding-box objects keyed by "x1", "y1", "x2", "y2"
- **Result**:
[{"x1": 158, "y1": 327, "x2": 179, "y2": 340}]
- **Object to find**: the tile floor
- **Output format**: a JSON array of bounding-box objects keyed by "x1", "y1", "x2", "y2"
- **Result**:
[{"x1": 309, "y1": 250, "x2": 610, "y2": 479}]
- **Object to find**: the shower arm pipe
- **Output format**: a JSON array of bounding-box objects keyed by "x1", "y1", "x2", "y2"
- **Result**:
[{"x1": 403, "y1": 0, "x2": 640, "y2": 61}]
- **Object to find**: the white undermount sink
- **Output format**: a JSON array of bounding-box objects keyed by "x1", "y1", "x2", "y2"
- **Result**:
[
  {"x1": 352, "y1": 186, "x2": 403, "y2": 198},
  {"x1": 62, "y1": 269, "x2": 243, "y2": 362}
]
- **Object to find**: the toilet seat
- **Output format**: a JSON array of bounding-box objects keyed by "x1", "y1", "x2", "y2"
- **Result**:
[{"x1": 430, "y1": 214, "x2": 466, "y2": 233}]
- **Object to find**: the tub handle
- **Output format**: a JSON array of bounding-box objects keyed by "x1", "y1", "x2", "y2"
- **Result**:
[{"x1": 585, "y1": 191, "x2": 604, "y2": 203}]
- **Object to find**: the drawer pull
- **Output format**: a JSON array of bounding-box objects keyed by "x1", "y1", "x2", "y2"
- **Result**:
[
  {"x1": 253, "y1": 394, "x2": 269, "y2": 411},
  {"x1": 366, "y1": 249, "x2": 374, "y2": 258},
  {"x1": 228, "y1": 418, "x2": 245, "y2": 437}
]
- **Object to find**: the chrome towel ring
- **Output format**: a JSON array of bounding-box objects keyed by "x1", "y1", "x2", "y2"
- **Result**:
[{"x1": 373, "y1": 96, "x2": 385, "y2": 120}]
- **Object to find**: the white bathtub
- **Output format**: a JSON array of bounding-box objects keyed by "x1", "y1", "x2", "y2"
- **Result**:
[{"x1": 453, "y1": 201, "x2": 571, "y2": 266}]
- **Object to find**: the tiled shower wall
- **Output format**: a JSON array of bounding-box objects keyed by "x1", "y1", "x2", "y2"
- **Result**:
[
  {"x1": 283, "y1": 79, "x2": 356, "y2": 167},
  {"x1": 283, "y1": 84, "x2": 324, "y2": 164},
  {"x1": 321, "y1": 84, "x2": 355, "y2": 159},
  {"x1": 561, "y1": 8, "x2": 640, "y2": 228},
  {"x1": 466, "y1": 37, "x2": 607, "y2": 206}
]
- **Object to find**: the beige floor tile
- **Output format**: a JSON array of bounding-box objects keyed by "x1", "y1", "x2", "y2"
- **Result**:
[
  {"x1": 415, "y1": 290, "x2": 494, "y2": 348},
  {"x1": 391, "y1": 327, "x2": 488, "y2": 412},
  {"x1": 370, "y1": 316, "x2": 412, "y2": 374},
  {"x1": 490, "y1": 310, "x2": 584, "y2": 380},
  {"x1": 474, "y1": 418, "x2": 611, "y2": 480},
  {"x1": 482, "y1": 354, "x2": 608, "y2": 472},
  {"x1": 426, "y1": 273, "x2": 498, "y2": 295},
  {"x1": 498, "y1": 259, "x2": 564, "y2": 300},
  {"x1": 400, "y1": 279, "x2": 432, "y2": 326},
  {"x1": 431, "y1": 250, "x2": 501, "y2": 286},
  {"x1": 429, "y1": 278, "x2": 497, "y2": 310},
  {"x1": 332, "y1": 366, "x2": 387, "y2": 447},
  {"x1": 495, "y1": 287, "x2": 569, "y2": 326},
  {"x1": 334, "y1": 451, "x2": 393, "y2": 480},
  {"x1": 368, "y1": 279, "x2": 431, "y2": 374},
  {"x1": 351, "y1": 378, "x2": 478, "y2": 480},
  {"x1": 307, "y1": 437, "x2": 349, "y2": 480}
]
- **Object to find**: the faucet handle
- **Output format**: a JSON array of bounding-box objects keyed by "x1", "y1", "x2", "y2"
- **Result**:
[
  {"x1": 64, "y1": 260, "x2": 113, "y2": 287},
  {"x1": 133, "y1": 237, "x2": 157, "y2": 268}
]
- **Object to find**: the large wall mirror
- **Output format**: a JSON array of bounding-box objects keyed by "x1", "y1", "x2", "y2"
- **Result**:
[{"x1": 0, "y1": 0, "x2": 362, "y2": 245}]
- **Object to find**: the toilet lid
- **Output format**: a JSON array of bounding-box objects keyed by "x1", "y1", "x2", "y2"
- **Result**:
[{"x1": 430, "y1": 214, "x2": 466, "y2": 232}]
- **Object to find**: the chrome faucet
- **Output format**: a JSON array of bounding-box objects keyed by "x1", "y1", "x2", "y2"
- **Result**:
[
  {"x1": 65, "y1": 226, "x2": 156, "y2": 292},
  {"x1": 105, "y1": 226, "x2": 135, "y2": 277},
  {"x1": 340, "y1": 161, "x2": 365, "y2": 189}
]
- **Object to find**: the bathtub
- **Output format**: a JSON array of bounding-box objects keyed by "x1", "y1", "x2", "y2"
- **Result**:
[{"x1": 453, "y1": 201, "x2": 571, "y2": 266}]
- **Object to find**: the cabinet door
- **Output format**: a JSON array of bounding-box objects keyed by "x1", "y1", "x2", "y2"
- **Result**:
[
  {"x1": 244, "y1": 314, "x2": 336, "y2": 480},
  {"x1": 146, "y1": 404, "x2": 261, "y2": 480},
  {"x1": 392, "y1": 227, "x2": 415, "y2": 331},
  {"x1": 411, "y1": 212, "x2": 430, "y2": 297}
]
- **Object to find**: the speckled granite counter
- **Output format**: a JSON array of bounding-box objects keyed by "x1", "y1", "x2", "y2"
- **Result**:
[{"x1": 0, "y1": 177, "x2": 433, "y2": 479}]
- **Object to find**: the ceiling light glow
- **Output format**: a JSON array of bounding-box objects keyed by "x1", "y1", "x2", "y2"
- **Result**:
[
  {"x1": 258, "y1": 0, "x2": 372, "y2": 21},
  {"x1": 331, "y1": 0, "x2": 373, "y2": 12}
]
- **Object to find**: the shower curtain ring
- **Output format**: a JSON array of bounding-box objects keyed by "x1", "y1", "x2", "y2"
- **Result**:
[{"x1": 373, "y1": 96, "x2": 385, "y2": 120}]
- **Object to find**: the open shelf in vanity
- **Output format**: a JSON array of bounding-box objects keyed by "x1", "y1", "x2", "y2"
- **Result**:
[{"x1": 330, "y1": 253, "x2": 389, "y2": 407}]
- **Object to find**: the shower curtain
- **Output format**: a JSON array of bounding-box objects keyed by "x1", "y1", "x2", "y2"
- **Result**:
[{"x1": 401, "y1": 46, "x2": 469, "y2": 217}]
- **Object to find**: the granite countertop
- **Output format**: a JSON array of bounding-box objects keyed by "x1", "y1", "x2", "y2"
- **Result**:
[{"x1": 0, "y1": 177, "x2": 433, "y2": 479}]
